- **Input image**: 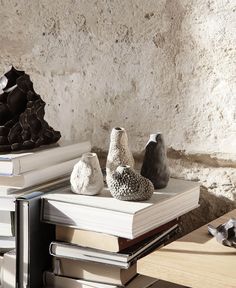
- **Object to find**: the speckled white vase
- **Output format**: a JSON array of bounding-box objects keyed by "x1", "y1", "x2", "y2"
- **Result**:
[
  {"x1": 70, "y1": 152, "x2": 104, "y2": 195},
  {"x1": 106, "y1": 127, "x2": 134, "y2": 182}
]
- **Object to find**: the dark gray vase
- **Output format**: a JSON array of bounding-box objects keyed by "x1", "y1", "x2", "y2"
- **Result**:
[{"x1": 141, "y1": 133, "x2": 170, "y2": 189}]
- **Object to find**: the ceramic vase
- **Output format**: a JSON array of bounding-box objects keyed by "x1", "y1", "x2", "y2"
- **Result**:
[
  {"x1": 109, "y1": 165, "x2": 154, "y2": 201},
  {"x1": 141, "y1": 133, "x2": 170, "y2": 189},
  {"x1": 70, "y1": 152, "x2": 104, "y2": 195},
  {"x1": 106, "y1": 127, "x2": 134, "y2": 181}
]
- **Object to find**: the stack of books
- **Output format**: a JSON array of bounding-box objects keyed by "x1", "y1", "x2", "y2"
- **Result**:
[
  {"x1": 0, "y1": 250, "x2": 16, "y2": 288},
  {"x1": 0, "y1": 141, "x2": 91, "y2": 191},
  {"x1": 41, "y1": 178, "x2": 200, "y2": 288},
  {"x1": 0, "y1": 141, "x2": 91, "y2": 288}
]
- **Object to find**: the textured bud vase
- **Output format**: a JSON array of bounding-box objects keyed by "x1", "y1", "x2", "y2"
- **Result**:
[
  {"x1": 106, "y1": 127, "x2": 134, "y2": 180},
  {"x1": 70, "y1": 152, "x2": 104, "y2": 195},
  {"x1": 141, "y1": 133, "x2": 170, "y2": 189},
  {"x1": 109, "y1": 165, "x2": 154, "y2": 201}
]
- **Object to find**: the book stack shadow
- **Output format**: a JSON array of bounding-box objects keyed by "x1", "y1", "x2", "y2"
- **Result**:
[
  {"x1": 0, "y1": 141, "x2": 91, "y2": 287},
  {"x1": 41, "y1": 179, "x2": 200, "y2": 288}
]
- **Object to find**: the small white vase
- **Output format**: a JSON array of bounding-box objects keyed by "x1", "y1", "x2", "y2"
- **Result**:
[
  {"x1": 70, "y1": 152, "x2": 104, "y2": 195},
  {"x1": 106, "y1": 127, "x2": 134, "y2": 181}
]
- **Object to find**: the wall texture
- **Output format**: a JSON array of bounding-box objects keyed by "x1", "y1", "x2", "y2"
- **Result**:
[{"x1": 0, "y1": 0, "x2": 235, "y2": 231}]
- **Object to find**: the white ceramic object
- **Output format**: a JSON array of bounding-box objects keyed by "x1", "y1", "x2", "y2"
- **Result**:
[
  {"x1": 70, "y1": 152, "x2": 104, "y2": 195},
  {"x1": 106, "y1": 127, "x2": 134, "y2": 181}
]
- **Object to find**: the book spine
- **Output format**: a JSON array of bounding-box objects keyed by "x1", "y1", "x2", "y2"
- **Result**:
[
  {"x1": 12, "y1": 158, "x2": 20, "y2": 175},
  {"x1": 118, "y1": 218, "x2": 178, "y2": 250},
  {"x1": 16, "y1": 141, "x2": 91, "y2": 175}
]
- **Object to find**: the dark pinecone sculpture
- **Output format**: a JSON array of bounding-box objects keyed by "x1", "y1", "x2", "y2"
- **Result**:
[{"x1": 0, "y1": 66, "x2": 61, "y2": 151}]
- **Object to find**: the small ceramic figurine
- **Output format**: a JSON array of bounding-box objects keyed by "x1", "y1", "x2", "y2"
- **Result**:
[
  {"x1": 106, "y1": 127, "x2": 134, "y2": 181},
  {"x1": 108, "y1": 165, "x2": 154, "y2": 201},
  {"x1": 141, "y1": 133, "x2": 170, "y2": 189},
  {"x1": 208, "y1": 218, "x2": 236, "y2": 248},
  {"x1": 70, "y1": 152, "x2": 104, "y2": 195}
]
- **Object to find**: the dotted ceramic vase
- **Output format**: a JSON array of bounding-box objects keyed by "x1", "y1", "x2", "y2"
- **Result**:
[
  {"x1": 106, "y1": 127, "x2": 134, "y2": 182},
  {"x1": 109, "y1": 165, "x2": 154, "y2": 201},
  {"x1": 141, "y1": 133, "x2": 170, "y2": 189},
  {"x1": 70, "y1": 152, "x2": 104, "y2": 195}
]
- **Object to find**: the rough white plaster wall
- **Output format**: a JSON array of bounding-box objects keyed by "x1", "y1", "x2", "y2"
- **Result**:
[
  {"x1": 0, "y1": 0, "x2": 235, "y2": 229},
  {"x1": 0, "y1": 0, "x2": 235, "y2": 154}
]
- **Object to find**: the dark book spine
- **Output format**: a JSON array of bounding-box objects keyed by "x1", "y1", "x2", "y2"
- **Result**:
[{"x1": 118, "y1": 218, "x2": 178, "y2": 251}]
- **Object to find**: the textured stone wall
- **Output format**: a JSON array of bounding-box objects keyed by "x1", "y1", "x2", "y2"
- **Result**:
[{"x1": 0, "y1": 0, "x2": 235, "y2": 231}]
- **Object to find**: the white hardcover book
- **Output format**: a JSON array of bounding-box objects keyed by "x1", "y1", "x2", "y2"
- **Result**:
[
  {"x1": 0, "y1": 177, "x2": 69, "y2": 212},
  {"x1": 49, "y1": 225, "x2": 178, "y2": 268},
  {"x1": 2, "y1": 250, "x2": 16, "y2": 288},
  {"x1": 0, "y1": 141, "x2": 91, "y2": 175},
  {"x1": 0, "y1": 211, "x2": 14, "y2": 237},
  {"x1": 43, "y1": 271, "x2": 157, "y2": 288},
  {"x1": 0, "y1": 255, "x2": 3, "y2": 286},
  {"x1": 42, "y1": 178, "x2": 200, "y2": 239},
  {"x1": 0, "y1": 157, "x2": 79, "y2": 188},
  {"x1": 0, "y1": 237, "x2": 15, "y2": 253}
]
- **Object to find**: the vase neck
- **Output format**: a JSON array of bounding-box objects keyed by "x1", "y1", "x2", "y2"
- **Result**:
[
  {"x1": 82, "y1": 152, "x2": 98, "y2": 165},
  {"x1": 110, "y1": 128, "x2": 128, "y2": 145},
  {"x1": 146, "y1": 133, "x2": 162, "y2": 145}
]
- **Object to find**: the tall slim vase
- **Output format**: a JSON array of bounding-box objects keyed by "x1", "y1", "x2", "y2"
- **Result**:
[
  {"x1": 70, "y1": 152, "x2": 104, "y2": 195},
  {"x1": 106, "y1": 127, "x2": 134, "y2": 181},
  {"x1": 141, "y1": 133, "x2": 170, "y2": 189}
]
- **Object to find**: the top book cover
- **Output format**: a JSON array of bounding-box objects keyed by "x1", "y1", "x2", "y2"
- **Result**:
[
  {"x1": 42, "y1": 178, "x2": 200, "y2": 239},
  {"x1": 0, "y1": 141, "x2": 91, "y2": 175}
]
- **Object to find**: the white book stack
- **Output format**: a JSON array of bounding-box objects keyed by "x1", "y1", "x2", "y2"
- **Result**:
[
  {"x1": 0, "y1": 141, "x2": 91, "y2": 288},
  {"x1": 0, "y1": 255, "x2": 3, "y2": 288},
  {"x1": 0, "y1": 141, "x2": 91, "y2": 189},
  {"x1": 41, "y1": 178, "x2": 200, "y2": 288},
  {"x1": 1, "y1": 250, "x2": 16, "y2": 288}
]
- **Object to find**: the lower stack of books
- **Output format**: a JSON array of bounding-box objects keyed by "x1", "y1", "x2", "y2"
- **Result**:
[
  {"x1": 0, "y1": 209, "x2": 16, "y2": 288},
  {"x1": 43, "y1": 220, "x2": 178, "y2": 288},
  {"x1": 0, "y1": 141, "x2": 91, "y2": 287},
  {"x1": 41, "y1": 178, "x2": 200, "y2": 288},
  {"x1": 0, "y1": 250, "x2": 16, "y2": 288}
]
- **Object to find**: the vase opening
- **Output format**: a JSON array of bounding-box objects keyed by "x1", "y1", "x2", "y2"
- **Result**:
[
  {"x1": 84, "y1": 152, "x2": 96, "y2": 158},
  {"x1": 116, "y1": 165, "x2": 131, "y2": 174},
  {"x1": 149, "y1": 133, "x2": 162, "y2": 143},
  {"x1": 114, "y1": 127, "x2": 124, "y2": 131},
  {"x1": 120, "y1": 165, "x2": 130, "y2": 168}
]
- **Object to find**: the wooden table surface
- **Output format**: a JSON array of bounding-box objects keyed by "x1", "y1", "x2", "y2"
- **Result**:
[{"x1": 137, "y1": 209, "x2": 236, "y2": 288}]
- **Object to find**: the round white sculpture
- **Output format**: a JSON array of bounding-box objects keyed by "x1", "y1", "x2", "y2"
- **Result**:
[{"x1": 70, "y1": 152, "x2": 104, "y2": 195}]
